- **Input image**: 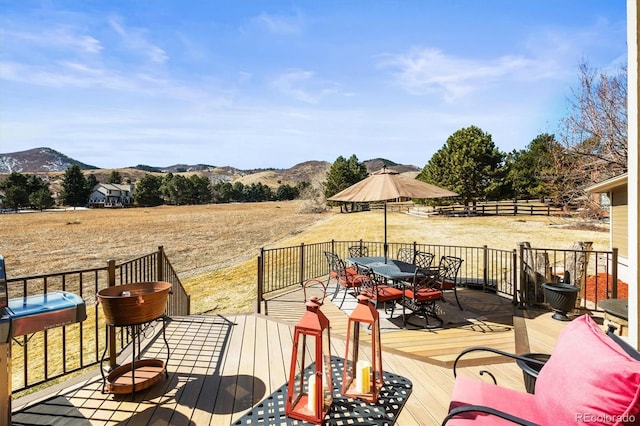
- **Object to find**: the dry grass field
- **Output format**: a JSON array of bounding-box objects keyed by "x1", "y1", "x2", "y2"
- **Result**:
[{"x1": 0, "y1": 201, "x2": 609, "y2": 314}]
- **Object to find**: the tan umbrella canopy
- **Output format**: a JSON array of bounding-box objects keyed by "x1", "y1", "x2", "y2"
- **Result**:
[{"x1": 328, "y1": 166, "x2": 458, "y2": 261}]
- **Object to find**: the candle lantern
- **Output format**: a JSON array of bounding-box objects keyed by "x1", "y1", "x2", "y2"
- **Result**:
[
  {"x1": 286, "y1": 285, "x2": 333, "y2": 425},
  {"x1": 342, "y1": 295, "x2": 383, "y2": 403}
]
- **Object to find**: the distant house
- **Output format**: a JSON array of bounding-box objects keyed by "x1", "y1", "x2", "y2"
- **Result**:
[
  {"x1": 88, "y1": 183, "x2": 133, "y2": 208},
  {"x1": 585, "y1": 173, "x2": 629, "y2": 283}
]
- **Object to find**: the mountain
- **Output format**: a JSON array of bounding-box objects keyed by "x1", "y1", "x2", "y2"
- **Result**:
[
  {"x1": 0, "y1": 147, "x2": 98, "y2": 173},
  {"x1": 362, "y1": 158, "x2": 419, "y2": 174},
  {"x1": 0, "y1": 148, "x2": 420, "y2": 186}
]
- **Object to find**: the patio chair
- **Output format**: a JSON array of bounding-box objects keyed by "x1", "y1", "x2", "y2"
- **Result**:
[
  {"x1": 323, "y1": 251, "x2": 364, "y2": 309},
  {"x1": 396, "y1": 247, "x2": 415, "y2": 264},
  {"x1": 360, "y1": 269, "x2": 403, "y2": 318},
  {"x1": 414, "y1": 251, "x2": 435, "y2": 269},
  {"x1": 402, "y1": 266, "x2": 443, "y2": 329},
  {"x1": 348, "y1": 245, "x2": 369, "y2": 257},
  {"x1": 442, "y1": 314, "x2": 640, "y2": 425},
  {"x1": 431, "y1": 256, "x2": 464, "y2": 310}
]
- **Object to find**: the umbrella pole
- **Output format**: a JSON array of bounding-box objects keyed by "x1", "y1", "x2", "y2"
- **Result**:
[{"x1": 384, "y1": 203, "x2": 388, "y2": 263}]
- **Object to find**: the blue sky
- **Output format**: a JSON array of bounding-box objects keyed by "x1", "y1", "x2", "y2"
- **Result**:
[{"x1": 0, "y1": 1, "x2": 627, "y2": 170}]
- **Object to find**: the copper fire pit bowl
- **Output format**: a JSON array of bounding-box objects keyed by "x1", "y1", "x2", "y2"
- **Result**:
[{"x1": 98, "y1": 281, "x2": 171, "y2": 326}]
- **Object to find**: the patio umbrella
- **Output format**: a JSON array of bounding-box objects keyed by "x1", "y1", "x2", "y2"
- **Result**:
[{"x1": 328, "y1": 166, "x2": 458, "y2": 262}]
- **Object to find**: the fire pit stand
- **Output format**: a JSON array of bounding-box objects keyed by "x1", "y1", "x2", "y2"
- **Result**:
[
  {"x1": 97, "y1": 282, "x2": 172, "y2": 399},
  {"x1": 100, "y1": 317, "x2": 169, "y2": 398}
]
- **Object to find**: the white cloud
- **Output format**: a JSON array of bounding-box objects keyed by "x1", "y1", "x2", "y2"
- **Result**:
[
  {"x1": 108, "y1": 16, "x2": 168, "y2": 64},
  {"x1": 270, "y1": 70, "x2": 343, "y2": 104},
  {"x1": 272, "y1": 70, "x2": 318, "y2": 103},
  {"x1": 252, "y1": 12, "x2": 303, "y2": 35},
  {"x1": 378, "y1": 47, "x2": 556, "y2": 102},
  {"x1": 1, "y1": 27, "x2": 102, "y2": 54}
]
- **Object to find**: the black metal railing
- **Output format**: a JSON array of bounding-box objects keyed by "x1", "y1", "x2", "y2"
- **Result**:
[
  {"x1": 256, "y1": 240, "x2": 616, "y2": 315},
  {"x1": 257, "y1": 240, "x2": 520, "y2": 311},
  {"x1": 519, "y1": 244, "x2": 619, "y2": 309},
  {"x1": 5, "y1": 246, "x2": 190, "y2": 394}
]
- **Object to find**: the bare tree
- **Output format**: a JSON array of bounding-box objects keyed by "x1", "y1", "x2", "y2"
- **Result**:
[
  {"x1": 543, "y1": 61, "x2": 627, "y2": 212},
  {"x1": 561, "y1": 61, "x2": 627, "y2": 179}
]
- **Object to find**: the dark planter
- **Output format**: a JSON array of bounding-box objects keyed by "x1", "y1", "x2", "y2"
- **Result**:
[
  {"x1": 542, "y1": 282, "x2": 580, "y2": 321},
  {"x1": 516, "y1": 353, "x2": 551, "y2": 394}
]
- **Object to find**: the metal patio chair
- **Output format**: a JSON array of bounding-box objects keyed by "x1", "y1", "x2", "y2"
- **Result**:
[
  {"x1": 431, "y1": 255, "x2": 464, "y2": 310},
  {"x1": 323, "y1": 251, "x2": 364, "y2": 309}
]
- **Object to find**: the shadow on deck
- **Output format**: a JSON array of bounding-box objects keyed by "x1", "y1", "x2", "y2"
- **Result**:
[
  {"x1": 11, "y1": 286, "x2": 578, "y2": 425},
  {"x1": 261, "y1": 284, "x2": 530, "y2": 368}
]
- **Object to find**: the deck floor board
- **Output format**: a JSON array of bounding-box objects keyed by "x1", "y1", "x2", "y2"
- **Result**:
[{"x1": 12, "y1": 287, "x2": 580, "y2": 426}]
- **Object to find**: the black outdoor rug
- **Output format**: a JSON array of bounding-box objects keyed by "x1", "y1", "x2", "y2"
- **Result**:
[{"x1": 233, "y1": 356, "x2": 412, "y2": 425}]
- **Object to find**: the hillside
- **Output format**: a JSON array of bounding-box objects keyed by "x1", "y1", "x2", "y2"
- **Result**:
[
  {"x1": 0, "y1": 148, "x2": 419, "y2": 188},
  {"x1": 0, "y1": 147, "x2": 98, "y2": 173}
]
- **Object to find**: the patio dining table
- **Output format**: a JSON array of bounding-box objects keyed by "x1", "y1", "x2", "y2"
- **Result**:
[
  {"x1": 346, "y1": 257, "x2": 441, "y2": 329},
  {"x1": 346, "y1": 257, "x2": 436, "y2": 282}
]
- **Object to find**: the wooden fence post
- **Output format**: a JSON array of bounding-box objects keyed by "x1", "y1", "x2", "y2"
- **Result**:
[{"x1": 157, "y1": 245, "x2": 165, "y2": 282}]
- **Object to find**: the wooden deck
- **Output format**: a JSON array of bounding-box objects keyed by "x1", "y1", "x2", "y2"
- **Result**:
[{"x1": 12, "y1": 286, "x2": 584, "y2": 425}]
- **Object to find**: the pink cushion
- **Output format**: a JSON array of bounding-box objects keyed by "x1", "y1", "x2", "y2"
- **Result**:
[
  {"x1": 535, "y1": 314, "x2": 640, "y2": 425},
  {"x1": 448, "y1": 376, "x2": 542, "y2": 425}
]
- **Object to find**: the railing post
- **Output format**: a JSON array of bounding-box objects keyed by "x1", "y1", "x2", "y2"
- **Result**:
[
  {"x1": 257, "y1": 249, "x2": 264, "y2": 314},
  {"x1": 611, "y1": 248, "x2": 618, "y2": 299},
  {"x1": 299, "y1": 243, "x2": 305, "y2": 286},
  {"x1": 518, "y1": 243, "x2": 526, "y2": 308},
  {"x1": 157, "y1": 245, "x2": 165, "y2": 282},
  {"x1": 107, "y1": 259, "x2": 117, "y2": 369},
  {"x1": 512, "y1": 249, "x2": 518, "y2": 305},
  {"x1": 482, "y1": 245, "x2": 488, "y2": 292}
]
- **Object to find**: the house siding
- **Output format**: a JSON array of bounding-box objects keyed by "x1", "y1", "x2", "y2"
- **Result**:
[{"x1": 611, "y1": 187, "x2": 629, "y2": 259}]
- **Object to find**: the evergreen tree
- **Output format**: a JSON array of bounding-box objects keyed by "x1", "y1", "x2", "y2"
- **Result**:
[
  {"x1": 324, "y1": 155, "x2": 368, "y2": 211},
  {"x1": 60, "y1": 165, "x2": 90, "y2": 208},
  {"x1": 85, "y1": 174, "x2": 99, "y2": 193},
  {"x1": 231, "y1": 182, "x2": 245, "y2": 202},
  {"x1": 188, "y1": 175, "x2": 213, "y2": 204},
  {"x1": 505, "y1": 133, "x2": 556, "y2": 201},
  {"x1": 0, "y1": 173, "x2": 29, "y2": 210},
  {"x1": 418, "y1": 126, "x2": 504, "y2": 205},
  {"x1": 134, "y1": 174, "x2": 164, "y2": 206},
  {"x1": 29, "y1": 188, "x2": 55, "y2": 210},
  {"x1": 212, "y1": 182, "x2": 233, "y2": 203},
  {"x1": 275, "y1": 184, "x2": 299, "y2": 200},
  {"x1": 26, "y1": 175, "x2": 54, "y2": 210},
  {"x1": 107, "y1": 170, "x2": 122, "y2": 184}
]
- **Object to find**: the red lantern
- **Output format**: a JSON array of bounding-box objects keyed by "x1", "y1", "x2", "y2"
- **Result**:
[
  {"x1": 286, "y1": 281, "x2": 333, "y2": 424},
  {"x1": 342, "y1": 295, "x2": 383, "y2": 403}
]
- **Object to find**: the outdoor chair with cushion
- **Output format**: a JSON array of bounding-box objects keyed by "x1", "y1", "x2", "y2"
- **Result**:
[
  {"x1": 401, "y1": 266, "x2": 444, "y2": 329},
  {"x1": 431, "y1": 256, "x2": 464, "y2": 310},
  {"x1": 323, "y1": 251, "x2": 365, "y2": 309},
  {"x1": 442, "y1": 314, "x2": 640, "y2": 425},
  {"x1": 348, "y1": 245, "x2": 369, "y2": 257},
  {"x1": 414, "y1": 251, "x2": 435, "y2": 269},
  {"x1": 396, "y1": 247, "x2": 416, "y2": 264},
  {"x1": 360, "y1": 269, "x2": 404, "y2": 318}
]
